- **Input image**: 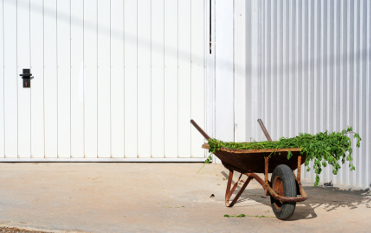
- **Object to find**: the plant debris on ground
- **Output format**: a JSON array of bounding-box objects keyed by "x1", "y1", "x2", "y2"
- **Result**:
[
  {"x1": 223, "y1": 214, "x2": 274, "y2": 218},
  {"x1": 208, "y1": 126, "x2": 361, "y2": 186}
]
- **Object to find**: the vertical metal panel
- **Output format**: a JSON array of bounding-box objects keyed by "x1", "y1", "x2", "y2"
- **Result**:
[
  {"x1": 70, "y1": 0, "x2": 84, "y2": 158},
  {"x1": 151, "y1": 0, "x2": 165, "y2": 158},
  {"x1": 190, "y1": 0, "x2": 206, "y2": 157},
  {"x1": 43, "y1": 0, "x2": 57, "y2": 158},
  {"x1": 234, "y1": 0, "x2": 246, "y2": 143},
  {"x1": 97, "y1": 0, "x2": 111, "y2": 158},
  {"x1": 110, "y1": 0, "x2": 125, "y2": 158},
  {"x1": 137, "y1": 0, "x2": 151, "y2": 159},
  {"x1": 164, "y1": 0, "x2": 178, "y2": 158},
  {"x1": 215, "y1": 0, "x2": 234, "y2": 142},
  {"x1": 57, "y1": 0, "x2": 71, "y2": 158},
  {"x1": 0, "y1": 0, "x2": 4, "y2": 157},
  {"x1": 3, "y1": 0, "x2": 18, "y2": 158},
  {"x1": 243, "y1": 0, "x2": 264, "y2": 144},
  {"x1": 17, "y1": 0, "x2": 31, "y2": 158},
  {"x1": 123, "y1": 0, "x2": 138, "y2": 158},
  {"x1": 366, "y1": 0, "x2": 370, "y2": 189},
  {"x1": 206, "y1": 0, "x2": 216, "y2": 142},
  {"x1": 239, "y1": 0, "x2": 371, "y2": 188},
  {"x1": 177, "y1": 0, "x2": 191, "y2": 158},
  {"x1": 83, "y1": 0, "x2": 98, "y2": 158},
  {"x1": 30, "y1": 0, "x2": 45, "y2": 158}
]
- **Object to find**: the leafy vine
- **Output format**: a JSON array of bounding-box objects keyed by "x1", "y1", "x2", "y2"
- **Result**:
[{"x1": 207, "y1": 127, "x2": 361, "y2": 186}]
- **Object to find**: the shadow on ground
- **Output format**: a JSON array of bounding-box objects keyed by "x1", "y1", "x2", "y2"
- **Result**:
[{"x1": 220, "y1": 171, "x2": 371, "y2": 221}]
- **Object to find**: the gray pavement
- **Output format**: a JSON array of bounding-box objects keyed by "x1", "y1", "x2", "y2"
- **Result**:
[{"x1": 0, "y1": 163, "x2": 370, "y2": 233}]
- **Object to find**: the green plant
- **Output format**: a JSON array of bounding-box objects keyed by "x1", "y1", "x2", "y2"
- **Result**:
[
  {"x1": 223, "y1": 214, "x2": 274, "y2": 218},
  {"x1": 208, "y1": 127, "x2": 361, "y2": 186}
]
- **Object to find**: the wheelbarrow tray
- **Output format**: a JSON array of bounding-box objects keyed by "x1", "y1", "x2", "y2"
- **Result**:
[{"x1": 202, "y1": 143, "x2": 306, "y2": 174}]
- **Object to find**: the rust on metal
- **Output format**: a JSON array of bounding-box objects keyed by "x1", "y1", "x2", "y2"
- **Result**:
[
  {"x1": 225, "y1": 171, "x2": 243, "y2": 206},
  {"x1": 190, "y1": 119, "x2": 308, "y2": 212},
  {"x1": 297, "y1": 155, "x2": 302, "y2": 184},
  {"x1": 190, "y1": 120, "x2": 211, "y2": 140},
  {"x1": 246, "y1": 172, "x2": 307, "y2": 202},
  {"x1": 202, "y1": 143, "x2": 209, "y2": 149},
  {"x1": 224, "y1": 171, "x2": 307, "y2": 207},
  {"x1": 225, "y1": 170, "x2": 233, "y2": 204},
  {"x1": 272, "y1": 175, "x2": 284, "y2": 202},
  {"x1": 257, "y1": 119, "x2": 273, "y2": 142},
  {"x1": 293, "y1": 172, "x2": 308, "y2": 200},
  {"x1": 202, "y1": 143, "x2": 301, "y2": 153},
  {"x1": 215, "y1": 149, "x2": 305, "y2": 173},
  {"x1": 225, "y1": 170, "x2": 253, "y2": 207},
  {"x1": 264, "y1": 156, "x2": 269, "y2": 196}
]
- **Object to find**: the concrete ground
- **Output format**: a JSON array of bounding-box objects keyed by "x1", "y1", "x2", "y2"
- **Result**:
[{"x1": 0, "y1": 163, "x2": 370, "y2": 233}]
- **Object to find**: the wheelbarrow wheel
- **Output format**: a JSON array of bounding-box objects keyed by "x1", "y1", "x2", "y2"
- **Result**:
[{"x1": 270, "y1": 164, "x2": 297, "y2": 220}]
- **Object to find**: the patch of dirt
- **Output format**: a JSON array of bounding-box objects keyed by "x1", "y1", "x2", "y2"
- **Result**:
[{"x1": 0, "y1": 227, "x2": 51, "y2": 233}]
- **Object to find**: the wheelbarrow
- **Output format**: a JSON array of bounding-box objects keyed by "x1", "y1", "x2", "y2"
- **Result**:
[{"x1": 190, "y1": 119, "x2": 308, "y2": 220}]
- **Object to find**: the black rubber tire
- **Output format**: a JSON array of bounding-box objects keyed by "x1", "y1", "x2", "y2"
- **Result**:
[{"x1": 270, "y1": 164, "x2": 297, "y2": 220}]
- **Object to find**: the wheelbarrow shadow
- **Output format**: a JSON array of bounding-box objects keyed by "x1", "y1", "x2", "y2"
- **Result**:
[{"x1": 220, "y1": 171, "x2": 371, "y2": 221}]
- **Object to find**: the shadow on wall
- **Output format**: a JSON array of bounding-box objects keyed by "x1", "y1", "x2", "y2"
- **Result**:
[
  {"x1": 11, "y1": 0, "x2": 371, "y2": 80},
  {"x1": 9, "y1": 0, "x2": 214, "y2": 66}
]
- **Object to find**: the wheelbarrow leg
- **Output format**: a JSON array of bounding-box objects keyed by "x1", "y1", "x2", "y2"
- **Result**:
[
  {"x1": 297, "y1": 155, "x2": 302, "y2": 184},
  {"x1": 225, "y1": 170, "x2": 253, "y2": 207}
]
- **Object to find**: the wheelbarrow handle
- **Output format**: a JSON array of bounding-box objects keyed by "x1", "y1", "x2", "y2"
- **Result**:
[
  {"x1": 191, "y1": 119, "x2": 271, "y2": 142},
  {"x1": 190, "y1": 120, "x2": 211, "y2": 140},
  {"x1": 257, "y1": 119, "x2": 273, "y2": 142}
]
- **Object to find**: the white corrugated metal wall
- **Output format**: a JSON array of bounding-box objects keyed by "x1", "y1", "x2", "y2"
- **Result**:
[
  {"x1": 1, "y1": 0, "x2": 368, "y2": 188},
  {"x1": 236, "y1": 0, "x2": 370, "y2": 188},
  {"x1": 0, "y1": 0, "x2": 211, "y2": 161}
]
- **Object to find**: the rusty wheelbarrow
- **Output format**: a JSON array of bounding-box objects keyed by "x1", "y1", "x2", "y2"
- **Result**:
[{"x1": 190, "y1": 119, "x2": 308, "y2": 220}]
